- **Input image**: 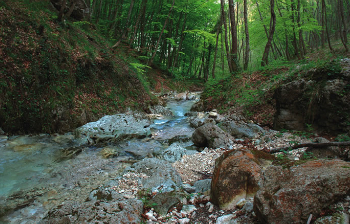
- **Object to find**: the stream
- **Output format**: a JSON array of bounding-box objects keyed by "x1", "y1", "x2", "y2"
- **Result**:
[{"x1": 0, "y1": 95, "x2": 199, "y2": 223}]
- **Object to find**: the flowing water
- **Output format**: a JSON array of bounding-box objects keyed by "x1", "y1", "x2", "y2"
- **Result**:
[{"x1": 0, "y1": 97, "x2": 199, "y2": 223}]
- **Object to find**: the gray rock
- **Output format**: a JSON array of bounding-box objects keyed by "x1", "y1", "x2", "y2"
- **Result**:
[
  {"x1": 126, "y1": 158, "x2": 186, "y2": 216},
  {"x1": 189, "y1": 117, "x2": 206, "y2": 128},
  {"x1": 182, "y1": 184, "x2": 196, "y2": 193},
  {"x1": 216, "y1": 214, "x2": 235, "y2": 224},
  {"x1": 121, "y1": 139, "x2": 163, "y2": 160},
  {"x1": 192, "y1": 123, "x2": 235, "y2": 149},
  {"x1": 41, "y1": 198, "x2": 143, "y2": 223},
  {"x1": 194, "y1": 179, "x2": 211, "y2": 193},
  {"x1": 126, "y1": 158, "x2": 183, "y2": 191},
  {"x1": 314, "y1": 213, "x2": 349, "y2": 224},
  {"x1": 162, "y1": 143, "x2": 187, "y2": 163},
  {"x1": 0, "y1": 127, "x2": 5, "y2": 135},
  {"x1": 242, "y1": 201, "x2": 254, "y2": 213},
  {"x1": 149, "y1": 105, "x2": 174, "y2": 117},
  {"x1": 74, "y1": 114, "x2": 151, "y2": 144},
  {"x1": 219, "y1": 121, "x2": 265, "y2": 139}
]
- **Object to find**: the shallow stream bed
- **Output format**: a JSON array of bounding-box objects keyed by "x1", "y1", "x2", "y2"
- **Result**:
[{"x1": 0, "y1": 97, "x2": 198, "y2": 223}]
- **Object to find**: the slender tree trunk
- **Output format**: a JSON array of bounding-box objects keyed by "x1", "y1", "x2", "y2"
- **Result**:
[
  {"x1": 338, "y1": 0, "x2": 349, "y2": 51},
  {"x1": 66, "y1": 0, "x2": 77, "y2": 18},
  {"x1": 58, "y1": 0, "x2": 67, "y2": 21},
  {"x1": 212, "y1": 18, "x2": 222, "y2": 79},
  {"x1": 228, "y1": 0, "x2": 239, "y2": 72},
  {"x1": 173, "y1": 13, "x2": 188, "y2": 68},
  {"x1": 243, "y1": 0, "x2": 249, "y2": 70},
  {"x1": 129, "y1": 0, "x2": 148, "y2": 48},
  {"x1": 148, "y1": 0, "x2": 175, "y2": 65},
  {"x1": 297, "y1": 0, "x2": 306, "y2": 58},
  {"x1": 261, "y1": 0, "x2": 276, "y2": 66},
  {"x1": 220, "y1": 0, "x2": 233, "y2": 73},
  {"x1": 322, "y1": 0, "x2": 333, "y2": 51},
  {"x1": 112, "y1": 0, "x2": 135, "y2": 48}
]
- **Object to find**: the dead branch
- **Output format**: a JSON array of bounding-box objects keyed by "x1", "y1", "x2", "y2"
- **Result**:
[{"x1": 269, "y1": 141, "x2": 350, "y2": 154}]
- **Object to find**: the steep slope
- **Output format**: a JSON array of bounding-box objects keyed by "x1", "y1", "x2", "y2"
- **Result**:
[{"x1": 0, "y1": 0, "x2": 155, "y2": 134}]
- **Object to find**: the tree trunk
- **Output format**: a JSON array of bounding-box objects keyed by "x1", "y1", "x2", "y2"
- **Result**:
[
  {"x1": 129, "y1": 0, "x2": 148, "y2": 47},
  {"x1": 58, "y1": 0, "x2": 67, "y2": 21},
  {"x1": 243, "y1": 0, "x2": 250, "y2": 70},
  {"x1": 173, "y1": 13, "x2": 188, "y2": 68},
  {"x1": 220, "y1": 0, "x2": 233, "y2": 73},
  {"x1": 322, "y1": 0, "x2": 333, "y2": 51},
  {"x1": 338, "y1": 0, "x2": 349, "y2": 51},
  {"x1": 261, "y1": 0, "x2": 276, "y2": 66},
  {"x1": 297, "y1": 0, "x2": 306, "y2": 58},
  {"x1": 148, "y1": 0, "x2": 175, "y2": 65},
  {"x1": 212, "y1": 18, "x2": 222, "y2": 79},
  {"x1": 228, "y1": 0, "x2": 239, "y2": 72},
  {"x1": 112, "y1": 0, "x2": 135, "y2": 48}
]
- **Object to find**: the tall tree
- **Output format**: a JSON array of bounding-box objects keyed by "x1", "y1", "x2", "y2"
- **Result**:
[
  {"x1": 262, "y1": 0, "x2": 276, "y2": 66},
  {"x1": 243, "y1": 0, "x2": 249, "y2": 70},
  {"x1": 228, "y1": 0, "x2": 239, "y2": 72}
]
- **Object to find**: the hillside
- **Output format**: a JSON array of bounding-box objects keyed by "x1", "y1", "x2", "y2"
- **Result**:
[{"x1": 0, "y1": 0, "x2": 160, "y2": 134}]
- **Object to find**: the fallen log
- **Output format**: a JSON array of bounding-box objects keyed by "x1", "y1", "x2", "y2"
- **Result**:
[{"x1": 269, "y1": 141, "x2": 350, "y2": 154}]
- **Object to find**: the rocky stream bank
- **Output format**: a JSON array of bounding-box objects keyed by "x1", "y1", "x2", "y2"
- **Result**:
[{"x1": 0, "y1": 91, "x2": 349, "y2": 224}]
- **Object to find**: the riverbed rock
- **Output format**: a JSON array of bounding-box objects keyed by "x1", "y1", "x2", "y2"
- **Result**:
[
  {"x1": 175, "y1": 92, "x2": 188, "y2": 101},
  {"x1": 254, "y1": 159, "x2": 350, "y2": 224},
  {"x1": 314, "y1": 213, "x2": 350, "y2": 224},
  {"x1": 121, "y1": 139, "x2": 163, "y2": 159},
  {"x1": 74, "y1": 114, "x2": 151, "y2": 144},
  {"x1": 100, "y1": 147, "x2": 119, "y2": 158},
  {"x1": 162, "y1": 143, "x2": 187, "y2": 163},
  {"x1": 194, "y1": 179, "x2": 211, "y2": 194},
  {"x1": 219, "y1": 121, "x2": 265, "y2": 139},
  {"x1": 192, "y1": 123, "x2": 235, "y2": 149},
  {"x1": 42, "y1": 197, "x2": 143, "y2": 223},
  {"x1": 211, "y1": 149, "x2": 272, "y2": 210},
  {"x1": 126, "y1": 158, "x2": 182, "y2": 191},
  {"x1": 149, "y1": 105, "x2": 174, "y2": 117},
  {"x1": 0, "y1": 188, "x2": 47, "y2": 218},
  {"x1": 125, "y1": 158, "x2": 185, "y2": 215}
]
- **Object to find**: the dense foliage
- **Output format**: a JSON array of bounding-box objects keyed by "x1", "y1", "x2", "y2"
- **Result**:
[{"x1": 84, "y1": 0, "x2": 349, "y2": 79}]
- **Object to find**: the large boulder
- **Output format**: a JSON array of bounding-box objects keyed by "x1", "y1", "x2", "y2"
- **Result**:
[
  {"x1": 192, "y1": 123, "x2": 235, "y2": 149},
  {"x1": 125, "y1": 158, "x2": 185, "y2": 215},
  {"x1": 219, "y1": 121, "x2": 265, "y2": 139},
  {"x1": 211, "y1": 149, "x2": 273, "y2": 210},
  {"x1": 254, "y1": 159, "x2": 350, "y2": 224},
  {"x1": 125, "y1": 158, "x2": 182, "y2": 191},
  {"x1": 162, "y1": 143, "x2": 188, "y2": 163},
  {"x1": 274, "y1": 63, "x2": 350, "y2": 133},
  {"x1": 74, "y1": 114, "x2": 151, "y2": 144}
]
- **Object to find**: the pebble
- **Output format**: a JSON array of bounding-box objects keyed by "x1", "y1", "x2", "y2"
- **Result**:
[
  {"x1": 145, "y1": 210, "x2": 157, "y2": 221},
  {"x1": 207, "y1": 202, "x2": 214, "y2": 212},
  {"x1": 178, "y1": 218, "x2": 190, "y2": 224},
  {"x1": 216, "y1": 214, "x2": 235, "y2": 224}
]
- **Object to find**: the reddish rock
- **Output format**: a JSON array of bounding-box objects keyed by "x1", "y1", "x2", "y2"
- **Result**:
[
  {"x1": 211, "y1": 149, "x2": 272, "y2": 210},
  {"x1": 254, "y1": 159, "x2": 350, "y2": 224}
]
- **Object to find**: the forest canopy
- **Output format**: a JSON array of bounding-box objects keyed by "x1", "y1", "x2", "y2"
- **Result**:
[{"x1": 55, "y1": 0, "x2": 349, "y2": 80}]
